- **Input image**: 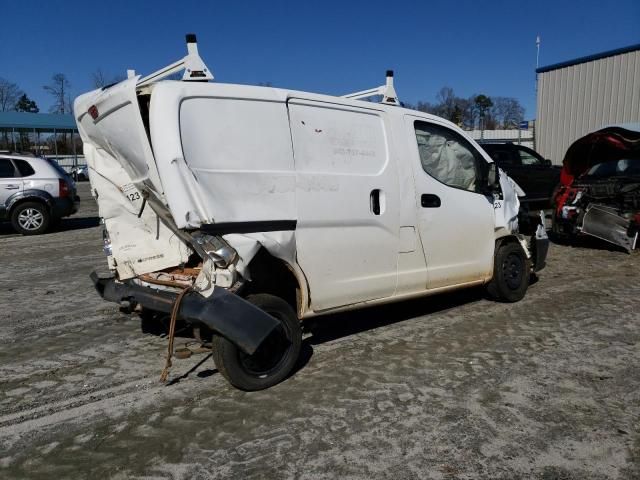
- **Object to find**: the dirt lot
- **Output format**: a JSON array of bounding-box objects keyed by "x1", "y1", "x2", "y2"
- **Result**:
[{"x1": 0, "y1": 183, "x2": 638, "y2": 479}]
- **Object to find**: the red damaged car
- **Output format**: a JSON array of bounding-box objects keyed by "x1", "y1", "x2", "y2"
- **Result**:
[{"x1": 552, "y1": 124, "x2": 640, "y2": 252}]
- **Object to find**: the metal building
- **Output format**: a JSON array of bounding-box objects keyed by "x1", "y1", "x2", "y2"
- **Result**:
[{"x1": 536, "y1": 43, "x2": 640, "y2": 164}]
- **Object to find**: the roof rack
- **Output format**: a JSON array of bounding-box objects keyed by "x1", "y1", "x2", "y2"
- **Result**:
[
  {"x1": 342, "y1": 70, "x2": 400, "y2": 106},
  {"x1": 134, "y1": 34, "x2": 214, "y2": 87}
]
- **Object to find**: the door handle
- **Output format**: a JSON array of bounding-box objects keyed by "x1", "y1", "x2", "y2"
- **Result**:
[
  {"x1": 421, "y1": 194, "x2": 441, "y2": 208},
  {"x1": 370, "y1": 189, "x2": 381, "y2": 215},
  {"x1": 4, "y1": 185, "x2": 19, "y2": 190}
]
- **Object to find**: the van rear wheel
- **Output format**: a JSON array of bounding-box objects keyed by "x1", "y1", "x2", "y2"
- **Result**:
[
  {"x1": 212, "y1": 294, "x2": 302, "y2": 391},
  {"x1": 487, "y1": 242, "x2": 530, "y2": 302}
]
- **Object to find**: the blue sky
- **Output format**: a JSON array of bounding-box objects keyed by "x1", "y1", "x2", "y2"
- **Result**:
[{"x1": 1, "y1": 0, "x2": 638, "y2": 119}]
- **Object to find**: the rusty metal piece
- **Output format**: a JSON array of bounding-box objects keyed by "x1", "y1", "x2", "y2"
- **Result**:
[
  {"x1": 139, "y1": 265, "x2": 203, "y2": 288},
  {"x1": 138, "y1": 275, "x2": 191, "y2": 288}
]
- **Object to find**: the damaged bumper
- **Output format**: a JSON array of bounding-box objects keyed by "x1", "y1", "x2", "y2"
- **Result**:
[
  {"x1": 90, "y1": 271, "x2": 279, "y2": 355},
  {"x1": 581, "y1": 204, "x2": 639, "y2": 252},
  {"x1": 531, "y1": 224, "x2": 550, "y2": 272},
  {"x1": 518, "y1": 211, "x2": 549, "y2": 272}
]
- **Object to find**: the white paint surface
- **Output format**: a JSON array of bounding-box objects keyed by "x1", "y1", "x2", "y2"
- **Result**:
[{"x1": 75, "y1": 78, "x2": 523, "y2": 315}]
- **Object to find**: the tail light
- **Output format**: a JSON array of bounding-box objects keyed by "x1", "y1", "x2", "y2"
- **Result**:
[
  {"x1": 88, "y1": 105, "x2": 99, "y2": 120},
  {"x1": 59, "y1": 179, "x2": 71, "y2": 198}
]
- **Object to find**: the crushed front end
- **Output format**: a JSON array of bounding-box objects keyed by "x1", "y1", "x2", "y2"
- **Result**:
[{"x1": 552, "y1": 125, "x2": 640, "y2": 252}]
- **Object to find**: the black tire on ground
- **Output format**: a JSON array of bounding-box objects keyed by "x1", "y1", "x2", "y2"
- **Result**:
[
  {"x1": 486, "y1": 242, "x2": 530, "y2": 303},
  {"x1": 212, "y1": 294, "x2": 302, "y2": 391},
  {"x1": 10, "y1": 201, "x2": 51, "y2": 235}
]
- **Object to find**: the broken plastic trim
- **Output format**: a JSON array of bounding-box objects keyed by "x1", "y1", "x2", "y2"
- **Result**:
[
  {"x1": 90, "y1": 271, "x2": 279, "y2": 355},
  {"x1": 531, "y1": 226, "x2": 549, "y2": 271}
]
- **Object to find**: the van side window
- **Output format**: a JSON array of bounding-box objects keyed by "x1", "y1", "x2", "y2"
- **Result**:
[
  {"x1": 414, "y1": 121, "x2": 481, "y2": 192},
  {"x1": 0, "y1": 159, "x2": 17, "y2": 178}
]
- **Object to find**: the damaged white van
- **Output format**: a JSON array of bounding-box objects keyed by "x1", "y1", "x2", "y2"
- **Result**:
[{"x1": 75, "y1": 35, "x2": 548, "y2": 391}]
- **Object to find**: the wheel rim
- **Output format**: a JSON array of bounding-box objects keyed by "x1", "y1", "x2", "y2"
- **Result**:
[
  {"x1": 502, "y1": 252, "x2": 524, "y2": 290},
  {"x1": 238, "y1": 312, "x2": 292, "y2": 378},
  {"x1": 17, "y1": 208, "x2": 44, "y2": 230}
]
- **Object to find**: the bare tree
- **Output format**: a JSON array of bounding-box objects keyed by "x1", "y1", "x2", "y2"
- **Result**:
[
  {"x1": 43, "y1": 73, "x2": 72, "y2": 114},
  {"x1": 457, "y1": 97, "x2": 474, "y2": 128},
  {"x1": 434, "y1": 87, "x2": 457, "y2": 120},
  {"x1": 92, "y1": 69, "x2": 126, "y2": 88},
  {"x1": 92, "y1": 69, "x2": 108, "y2": 89},
  {"x1": 414, "y1": 88, "x2": 525, "y2": 130},
  {"x1": 416, "y1": 100, "x2": 435, "y2": 113},
  {"x1": 490, "y1": 97, "x2": 525, "y2": 128},
  {"x1": 0, "y1": 77, "x2": 23, "y2": 112},
  {"x1": 0, "y1": 78, "x2": 24, "y2": 148}
]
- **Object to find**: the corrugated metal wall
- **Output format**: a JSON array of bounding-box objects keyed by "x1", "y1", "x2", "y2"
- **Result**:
[{"x1": 536, "y1": 49, "x2": 640, "y2": 164}]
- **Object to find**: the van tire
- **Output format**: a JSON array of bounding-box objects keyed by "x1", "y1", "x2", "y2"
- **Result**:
[
  {"x1": 487, "y1": 242, "x2": 529, "y2": 302},
  {"x1": 11, "y1": 201, "x2": 50, "y2": 235},
  {"x1": 212, "y1": 294, "x2": 302, "y2": 391}
]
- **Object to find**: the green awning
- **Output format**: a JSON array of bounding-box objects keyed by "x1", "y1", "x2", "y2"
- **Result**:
[{"x1": 0, "y1": 112, "x2": 77, "y2": 131}]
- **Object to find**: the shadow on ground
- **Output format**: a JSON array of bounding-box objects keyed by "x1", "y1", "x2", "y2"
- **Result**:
[
  {"x1": 55, "y1": 216, "x2": 101, "y2": 232},
  {"x1": 0, "y1": 216, "x2": 100, "y2": 236},
  {"x1": 303, "y1": 287, "x2": 485, "y2": 345},
  {"x1": 136, "y1": 286, "x2": 486, "y2": 384},
  {"x1": 548, "y1": 230, "x2": 631, "y2": 253}
]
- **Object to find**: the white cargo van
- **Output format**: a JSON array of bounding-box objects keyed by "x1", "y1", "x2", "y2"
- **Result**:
[{"x1": 75, "y1": 36, "x2": 548, "y2": 390}]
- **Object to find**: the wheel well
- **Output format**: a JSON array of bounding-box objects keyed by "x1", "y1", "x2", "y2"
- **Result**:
[
  {"x1": 495, "y1": 234, "x2": 521, "y2": 251},
  {"x1": 495, "y1": 234, "x2": 532, "y2": 268},
  {"x1": 492, "y1": 235, "x2": 524, "y2": 277},
  {"x1": 9, "y1": 197, "x2": 50, "y2": 216},
  {"x1": 244, "y1": 248, "x2": 301, "y2": 317}
]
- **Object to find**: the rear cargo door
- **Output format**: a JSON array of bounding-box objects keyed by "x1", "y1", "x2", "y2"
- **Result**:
[
  {"x1": 288, "y1": 99, "x2": 400, "y2": 311},
  {"x1": 74, "y1": 77, "x2": 163, "y2": 195}
]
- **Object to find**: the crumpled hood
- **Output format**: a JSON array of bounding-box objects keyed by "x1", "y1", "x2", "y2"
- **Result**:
[{"x1": 560, "y1": 123, "x2": 640, "y2": 186}]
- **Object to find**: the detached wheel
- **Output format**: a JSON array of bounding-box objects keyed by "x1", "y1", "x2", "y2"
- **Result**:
[
  {"x1": 212, "y1": 294, "x2": 302, "y2": 391},
  {"x1": 11, "y1": 202, "x2": 50, "y2": 235},
  {"x1": 487, "y1": 242, "x2": 530, "y2": 302}
]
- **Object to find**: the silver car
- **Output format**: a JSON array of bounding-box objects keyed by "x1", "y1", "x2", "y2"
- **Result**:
[{"x1": 0, "y1": 154, "x2": 80, "y2": 235}]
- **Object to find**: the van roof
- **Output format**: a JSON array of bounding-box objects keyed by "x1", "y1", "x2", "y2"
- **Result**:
[{"x1": 148, "y1": 80, "x2": 461, "y2": 131}]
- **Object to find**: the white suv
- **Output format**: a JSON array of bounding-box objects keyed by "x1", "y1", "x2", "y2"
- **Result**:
[{"x1": 0, "y1": 154, "x2": 80, "y2": 235}]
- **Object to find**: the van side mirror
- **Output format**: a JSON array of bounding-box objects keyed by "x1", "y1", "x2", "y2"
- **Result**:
[{"x1": 543, "y1": 159, "x2": 552, "y2": 166}]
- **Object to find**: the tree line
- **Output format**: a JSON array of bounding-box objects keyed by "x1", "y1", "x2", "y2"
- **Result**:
[
  {"x1": 407, "y1": 86, "x2": 525, "y2": 130},
  {"x1": 1, "y1": 75, "x2": 526, "y2": 153}
]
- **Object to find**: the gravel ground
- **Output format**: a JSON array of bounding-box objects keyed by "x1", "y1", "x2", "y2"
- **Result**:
[{"x1": 0, "y1": 183, "x2": 638, "y2": 479}]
